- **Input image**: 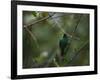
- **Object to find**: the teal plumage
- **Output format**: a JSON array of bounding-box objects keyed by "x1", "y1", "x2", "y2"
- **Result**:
[{"x1": 59, "y1": 34, "x2": 69, "y2": 57}]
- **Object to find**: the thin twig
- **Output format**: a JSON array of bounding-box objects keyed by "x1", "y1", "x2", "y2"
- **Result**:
[
  {"x1": 24, "y1": 27, "x2": 40, "y2": 49},
  {"x1": 24, "y1": 13, "x2": 79, "y2": 40},
  {"x1": 72, "y1": 15, "x2": 83, "y2": 34},
  {"x1": 67, "y1": 15, "x2": 83, "y2": 51},
  {"x1": 63, "y1": 15, "x2": 83, "y2": 64},
  {"x1": 50, "y1": 14, "x2": 71, "y2": 37},
  {"x1": 53, "y1": 58, "x2": 60, "y2": 67},
  {"x1": 65, "y1": 15, "x2": 83, "y2": 62},
  {"x1": 24, "y1": 13, "x2": 55, "y2": 28},
  {"x1": 66, "y1": 40, "x2": 89, "y2": 65},
  {"x1": 50, "y1": 14, "x2": 80, "y2": 40},
  {"x1": 69, "y1": 15, "x2": 83, "y2": 47},
  {"x1": 51, "y1": 14, "x2": 68, "y2": 19},
  {"x1": 39, "y1": 47, "x2": 57, "y2": 67}
]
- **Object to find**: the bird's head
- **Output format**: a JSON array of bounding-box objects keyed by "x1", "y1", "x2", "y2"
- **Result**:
[{"x1": 63, "y1": 34, "x2": 67, "y2": 38}]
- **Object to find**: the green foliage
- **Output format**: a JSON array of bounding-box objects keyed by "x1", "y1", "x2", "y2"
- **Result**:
[
  {"x1": 32, "y1": 11, "x2": 37, "y2": 17},
  {"x1": 23, "y1": 11, "x2": 89, "y2": 68}
]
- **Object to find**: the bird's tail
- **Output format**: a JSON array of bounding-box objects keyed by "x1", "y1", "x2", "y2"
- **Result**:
[{"x1": 61, "y1": 49, "x2": 64, "y2": 60}]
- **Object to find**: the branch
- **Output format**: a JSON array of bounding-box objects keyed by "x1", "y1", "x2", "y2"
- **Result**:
[
  {"x1": 66, "y1": 40, "x2": 89, "y2": 65},
  {"x1": 24, "y1": 13, "x2": 55, "y2": 28},
  {"x1": 72, "y1": 15, "x2": 83, "y2": 35},
  {"x1": 24, "y1": 13, "x2": 80, "y2": 40},
  {"x1": 50, "y1": 14, "x2": 80, "y2": 40},
  {"x1": 53, "y1": 58, "x2": 60, "y2": 67},
  {"x1": 64, "y1": 15, "x2": 83, "y2": 58},
  {"x1": 24, "y1": 27, "x2": 40, "y2": 49},
  {"x1": 51, "y1": 14, "x2": 68, "y2": 19}
]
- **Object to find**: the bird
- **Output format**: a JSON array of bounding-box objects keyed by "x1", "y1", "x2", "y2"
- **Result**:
[{"x1": 59, "y1": 33, "x2": 69, "y2": 59}]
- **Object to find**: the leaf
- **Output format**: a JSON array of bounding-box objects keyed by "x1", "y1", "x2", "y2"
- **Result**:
[
  {"x1": 32, "y1": 11, "x2": 37, "y2": 17},
  {"x1": 41, "y1": 12, "x2": 49, "y2": 17}
]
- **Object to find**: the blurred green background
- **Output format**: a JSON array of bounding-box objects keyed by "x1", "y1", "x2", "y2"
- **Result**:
[{"x1": 23, "y1": 11, "x2": 89, "y2": 68}]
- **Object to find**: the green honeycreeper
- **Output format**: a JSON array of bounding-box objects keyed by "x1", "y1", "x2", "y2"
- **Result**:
[{"x1": 59, "y1": 34, "x2": 69, "y2": 58}]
